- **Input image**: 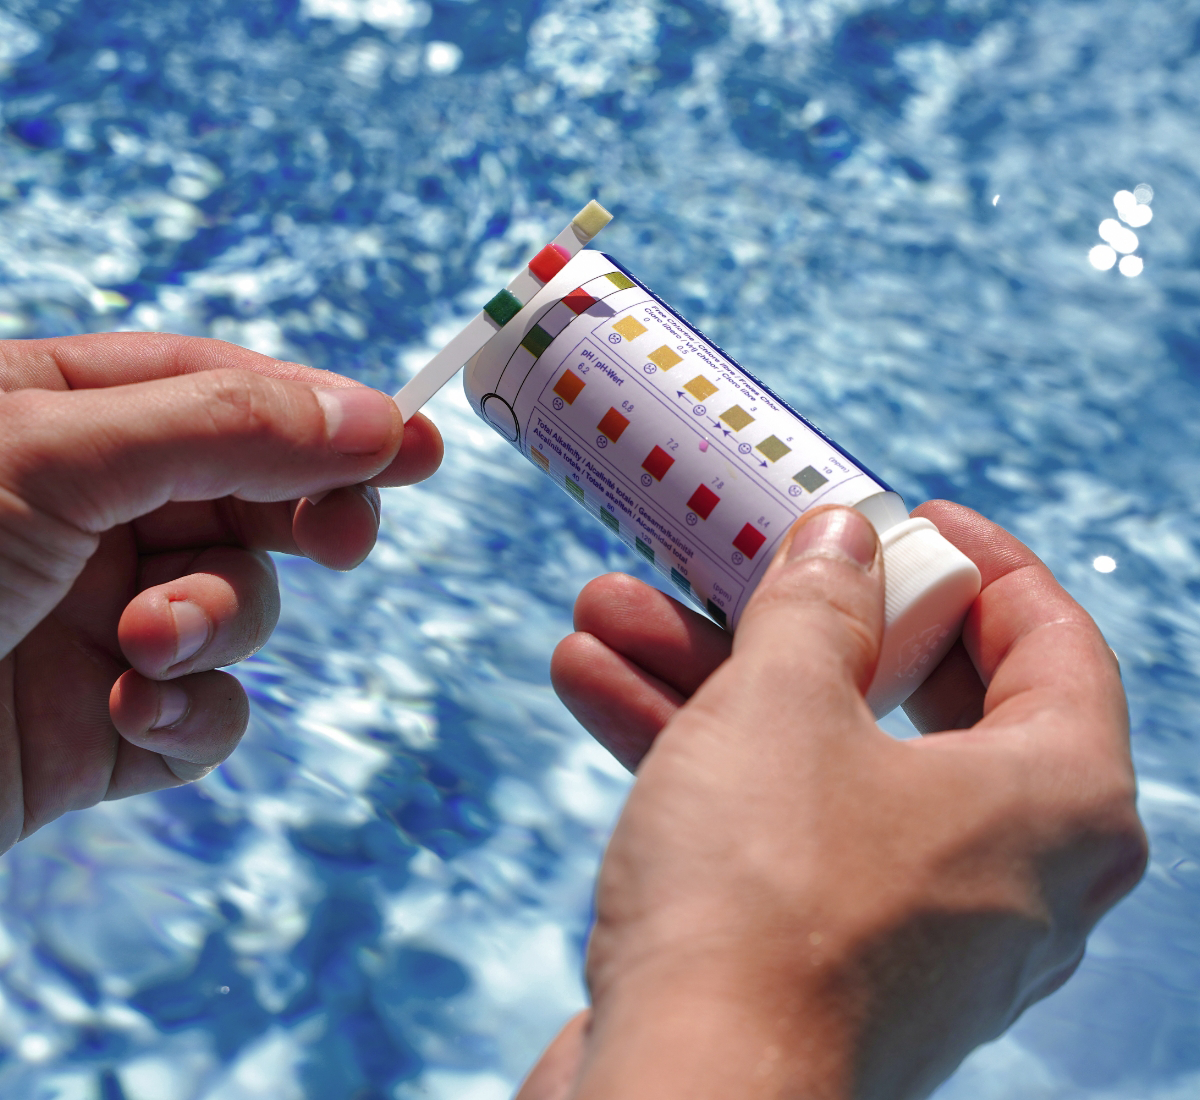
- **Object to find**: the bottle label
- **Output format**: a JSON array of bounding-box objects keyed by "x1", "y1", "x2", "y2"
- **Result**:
[{"x1": 467, "y1": 253, "x2": 886, "y2": 628}]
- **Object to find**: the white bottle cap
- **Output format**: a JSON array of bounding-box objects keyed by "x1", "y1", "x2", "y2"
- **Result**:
[{"x1": 865, "y1": 518, "x2": 982, "y2": 717}]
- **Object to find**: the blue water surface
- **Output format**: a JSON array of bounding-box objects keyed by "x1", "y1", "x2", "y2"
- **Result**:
[{"x1": 2, "y1": 0, "x2": 1200, "y2": 1096}]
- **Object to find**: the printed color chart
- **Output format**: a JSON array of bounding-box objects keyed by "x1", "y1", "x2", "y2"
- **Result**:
[{"x1": 464, "y1": 251, "x2": 888, "y2": 628}]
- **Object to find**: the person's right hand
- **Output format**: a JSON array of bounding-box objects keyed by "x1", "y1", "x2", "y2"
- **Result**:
[
  {"x1": 0, "y1": 332, "x2": 441, "y2": 851},
  {"x1": 522, "y1": 501, "x2": 1148, "y2": 1100}
]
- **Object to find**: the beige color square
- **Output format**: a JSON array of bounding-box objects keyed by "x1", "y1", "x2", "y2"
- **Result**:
[
  {"x1": 612, "y1": 315, "x2": 648, "y2": 341},
  {"x1": 719, "y1": 404, "x2": 755, "y2": 431},
  {"x1": 683, "y1": 374, "x2": 718, "y2": 401},
  {"x1": 648, "y1": 345, "x2": 683, "y2": 370}
]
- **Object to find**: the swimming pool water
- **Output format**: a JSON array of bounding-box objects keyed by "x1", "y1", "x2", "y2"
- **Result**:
[{"x1": 2, "y1": 0, "x2": 1200, "y2": 1096}]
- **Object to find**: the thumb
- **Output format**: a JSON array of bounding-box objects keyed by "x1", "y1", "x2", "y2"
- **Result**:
[
  {"x1": 0, "y1": 369, "x2": 403, "y2": 655},
  {"x1": 720, "y1": 505, "x2": 885, "y2": 732}
]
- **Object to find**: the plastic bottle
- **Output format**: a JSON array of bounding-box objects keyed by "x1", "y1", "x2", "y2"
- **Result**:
[{"x1": 461, "y1": 248, "x2": 981, "y2": 716}]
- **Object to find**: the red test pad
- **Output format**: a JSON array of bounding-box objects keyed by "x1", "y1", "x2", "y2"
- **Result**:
[
  {"x1": 528, "y1": 243, "x2": 571, "y2": 283},
  {"x1": 687, "y1": 484, "x2": 720, "y2": 520}
]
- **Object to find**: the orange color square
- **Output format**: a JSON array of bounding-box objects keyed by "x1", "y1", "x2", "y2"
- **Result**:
[
  {"x1": 554, "y1": 369, "x2": 586, "y2": 404},
  {"x1": 597, "y1": 407, "x2": 630, "y2": 442}
]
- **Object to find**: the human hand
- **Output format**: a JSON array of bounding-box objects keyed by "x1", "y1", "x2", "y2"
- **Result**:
[
  {"x1": 521, "y1": 502, "x2": 1147, "y2": 1100},
  {"x1": 0, "y1": 332, "x2": 441, "y2": 850}
]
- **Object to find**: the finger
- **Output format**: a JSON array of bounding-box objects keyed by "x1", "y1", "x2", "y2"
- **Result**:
[
  {"x1": 570, "y1": 573, "x2": 731, "y2": 696},
  {"x1": 293, "y1": 484, "x2": 380, "y2": 570},
  {"x1": 366, "y1": 412, "x2": 444, "y2": 488},
  {"x1": 515, "y1": 1011, "x2": 590, "y2": 1100},
  {"x1": 131, "y1": 483, "x2": 381, "y2": 571},
  {"x1": 2, "y1": 330, "x2": 356, "y2": 392},
  {"x1": 551, "y1": 632, "x2": 687, "y2": 771},
  {"x1": 693, "y1": 506, "x2": 884, "y2": 739},
  {"x1": 2, "y1": 333, "x2": 442, "y2": 489},
  {"x1": 108, "y1": 667, "x2": 250, "y2": 785},
  {"x1": 0, "y1": 368, "x2": 404, "y2": 528},
  {"x1": 901, "y1": 639, "x2": 985, "y2": 734},
  {"x1": 0, "y1": 369, "x2": 403, "y2": 651},
  {"x1": 911, "y1": 501, "x2": 1125, "y2": 751},
  {"x1": 118, "y1": 546, "x2": 280, "y2": 679}
]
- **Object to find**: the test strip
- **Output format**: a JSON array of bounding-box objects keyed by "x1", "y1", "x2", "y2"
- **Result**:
[{"x1": 394, "y1": 200, "x2": 613, "y2": 420}]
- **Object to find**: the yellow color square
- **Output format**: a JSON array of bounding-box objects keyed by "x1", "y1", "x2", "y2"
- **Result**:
[
  {"x1": 755, "y1": 435, "x2": 792, "y2": 462},
  {"x1": 719, "y1": 404, "x2": 755, "y2": 431},
  {"x1": 648, "y1": 345, "x2": 683, "y2": 370},
  {"x1": 683, "y1": 374, "x2": 718, "y2": 401},
  {"x1": 613, "y1": 315, "x2": 648, "y2": 341}
]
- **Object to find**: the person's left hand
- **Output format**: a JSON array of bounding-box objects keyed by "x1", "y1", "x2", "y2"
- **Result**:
[{"x1": 0, "y1": 332, "x2": 442, "y2": 849}]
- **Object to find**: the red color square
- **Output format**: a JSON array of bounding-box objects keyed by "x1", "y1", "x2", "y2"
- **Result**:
[
  {"x1": 528, "y1": 243, "x2": 571, "y2": 283},
  {"x1": 563, "y1": 287, "x2": 598, "y2": 314},
  {"x1": 733, "y1": 523, "x2": 767, "y2": 559},
  {"x1": 554, "y1": 369, "x2": 586, "y2": 404},
  {"x1": 597, "y1": 407, "x2": 630, "y2": 442},
  {"x1": 687, "y1": 484, "x2": 720, "y2": 520},
  {"x1": 642, "y1": 445, "x2": 674, "y2": 481}
]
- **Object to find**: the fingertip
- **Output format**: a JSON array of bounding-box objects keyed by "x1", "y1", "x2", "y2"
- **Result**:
[
  {"x1": 111, "y1": 668, "x2": 249, "y2": 770},
  {"x1": 550, "y1": 630, "x2": 602, "y2": 699},
  {"x1": 109, "y1": 668, "x2": 162, "y2": 736},
  {"x1": 368, "y1": 411, "x2": 443, "y2": 487},
  {"x1": 293, "y1": 483, "x2": 380, "y2": 570},
  {"x1": 572, "y1": 572, "x2": 656, "y2": 633}
]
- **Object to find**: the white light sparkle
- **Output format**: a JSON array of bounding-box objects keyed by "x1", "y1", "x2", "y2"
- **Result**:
[
  {"x1": 1088, "y1": 244, "x2": 1117, "y2": 270},
  {"x1": 425, "y1": 40, "x2": 462, "y2": 74},
  {"x1": 1098, "y1": 218, "x2": 1139, "y2": 254},
  {"x1": 1093, "y1": 555, "x2": 1117, "y2": 573},
  {"x1": 1121, "y1": 204, "x2": 1152, "y2": 227},
  {"x1": 1119, "y1": 254, "x2": 1144, "y2": 277}
]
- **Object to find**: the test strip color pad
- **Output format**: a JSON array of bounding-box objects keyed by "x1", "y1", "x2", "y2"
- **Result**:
[{"x1": 462, "y1": 250, "x2": 890, "y2": 630}]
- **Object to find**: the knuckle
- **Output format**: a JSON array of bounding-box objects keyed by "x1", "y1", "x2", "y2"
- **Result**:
[{"x1": 194, "y1": 369, "x2": 287, "y2": 441}]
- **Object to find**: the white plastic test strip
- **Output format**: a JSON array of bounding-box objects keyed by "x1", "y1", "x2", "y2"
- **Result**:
[
  {"x1": 459, "y1": 247, "x2": 982, "y2": 717},
  {"x1": 393, "y1": 200, "x2": 614, "y2": 421}
]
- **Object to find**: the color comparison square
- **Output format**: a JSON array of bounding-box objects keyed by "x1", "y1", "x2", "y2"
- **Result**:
[
  {"x1": 563, "y1": 287, "x2": 597, "y2": 314},
  {"x1": 719, "y1": 404, "x2": 755, "y2": 431},
  {"x1": 597, "y1": 407, "x2": 631, "y2": 442},
  {"x1": 793, "y1": 465, "x2": 829, "y2": 493},
  {"x1": 684, "y1": 375, "x2": 718, "y2": 401},
  {"x1": 648, "y1": 345, "x2": 682, "y2": 370},
  {"x1": 687, "y1": 484, "x2": 720, "y2": 519},
  {"x1": 606, "y1": 272, "x2": 636, "y2": 290},
  {"x1": 642, "y1": 445, "x2": 675, "y2": 481},
  {"x1": 613, "y1": 315, "x2": 648, "y2": 341},
  {"x1": 521, "y1": 325, "x2": 555, "y2": 357},
  {"x1": 756, "y1": 435, "x2": 792, "y2": 462},
  {"x1": 554, "y1": 369, "x2": 586, "y2": 404},
  {"x1": 733, "y1": 523, "x2": 767, "y2": 559}
]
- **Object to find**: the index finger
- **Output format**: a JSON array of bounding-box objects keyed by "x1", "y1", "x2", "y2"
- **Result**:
[
  {"x1": 0, "y1": 331, "x2": 342, "y2": 392},
  {"x1": 0, "y1": 332, "x2": 442, "y2": 488},
  {"x1": 913, "y1": 501, "x2": 1126, "y2": 749}
]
